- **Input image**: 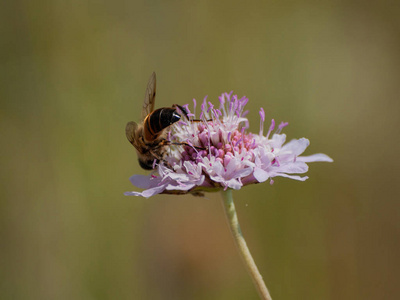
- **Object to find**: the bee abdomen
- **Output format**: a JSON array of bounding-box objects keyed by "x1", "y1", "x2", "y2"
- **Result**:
[{"x1": 144, "y1": 108, "x2": 181, "y2": 142}]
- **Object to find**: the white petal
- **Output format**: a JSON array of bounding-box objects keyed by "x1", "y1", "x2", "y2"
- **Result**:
[
  {"x1": 124, "y1": 191, "x2": 144, "y2": 196},
  {"x1": 226, "y1": 179, "x2": 243, "y2": 190},
  {"x1": 142, "y1": 185, "x2": 167, "y2": 198},
  {"x1": 124, "y1": 184, "x2": 166, "y2": 198},
  {"x1": 224, "y1": 158, "x2": 240, "y2": 175},
  {"x1": 211, "y1": 160, "x2": 225, "y2": 175},
  {"x1": 253, "y1": 167, "x2": 270, "y2": 182},
  {"x1": 183, "y1": 161, "x2": 201, "y2": 176},
  {"x1": 281, "y1": 138, "x2": 310, "y2": 155},
  {"x1": 275, "y1": 162, "x2": 309, "y2": 174},
  {"x1": 297, "y1": 153, "x2": 333, "y2": 163},
  {"x1": 166, "y1": 183, "x2": 195, "y2": 190},
  {"x1": 270, "y1": 134, "x2": 286, "y2": 147},
  {"x1": 234, "y1": 166, "x2": 253, "y2": 179},
  {"x1": 210, "y1": 131, "x2": 220, "y2": 146},
  {"x1": 273, "y1": 173, "x2": 309, "y2": 181},
  {"x1": 191, "y1": 175, "x2": 205, "y2": 186},
  {"x1": 165, "y1": 172, "x2": 190, "y2": 182}
]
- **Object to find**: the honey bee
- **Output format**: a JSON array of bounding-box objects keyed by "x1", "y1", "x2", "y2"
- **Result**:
[{"x1": 126, "y1": 72, "x2": 186, "y2": 170}]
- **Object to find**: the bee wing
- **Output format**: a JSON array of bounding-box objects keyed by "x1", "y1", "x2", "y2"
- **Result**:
[
  {"x1": 141, "y1": 72, "x2": 156, "y2": 120},
  {"x1": 126, "y1": 121, "x2": 138, "y2": 145}
]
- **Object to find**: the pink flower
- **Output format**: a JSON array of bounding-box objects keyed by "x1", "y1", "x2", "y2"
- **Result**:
[{"x1": 125, "y1": 92, "x2": 333, "y2": 197}]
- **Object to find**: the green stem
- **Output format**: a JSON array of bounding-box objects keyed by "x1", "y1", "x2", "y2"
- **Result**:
[{"x1": 221, "y1": 189, "x2": 272, "y2": 300}]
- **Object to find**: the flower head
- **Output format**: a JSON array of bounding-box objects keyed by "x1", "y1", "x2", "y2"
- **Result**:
[{"x1": 125, "y1": 92, "x2": 333, "y2": 197}]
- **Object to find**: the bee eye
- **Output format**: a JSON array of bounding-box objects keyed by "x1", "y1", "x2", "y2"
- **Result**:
[{"x1": 171, "y1": 112, "x2": 181, "y2": 124}]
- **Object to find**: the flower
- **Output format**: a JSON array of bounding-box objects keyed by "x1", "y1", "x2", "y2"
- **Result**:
[{"x1": 125, "y1": 92, "x2": 333, "y2": 198}]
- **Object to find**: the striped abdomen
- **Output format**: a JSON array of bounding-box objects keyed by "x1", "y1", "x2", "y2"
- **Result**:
[{"x1": 143, "y1": 108, "x2": 181, "y2": 142}]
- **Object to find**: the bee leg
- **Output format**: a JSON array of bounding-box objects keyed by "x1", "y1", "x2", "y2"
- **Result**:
[
  {"x1": 191, "y1": 118, "x2": 212, "y2": 122},
  {"x1": 162, "y1": 139, "x2": 206, "y2": 151},
  {"x1": 178, "y1": 142, "x2": 206, "y2": 150},
  {"x1": 172, "y1": 104, "x2": 213, "y2": 122}
]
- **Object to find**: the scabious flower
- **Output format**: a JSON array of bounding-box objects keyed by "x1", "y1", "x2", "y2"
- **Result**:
[{"x1": 125, "y1": 92, "x2": 333, "y2": 198}]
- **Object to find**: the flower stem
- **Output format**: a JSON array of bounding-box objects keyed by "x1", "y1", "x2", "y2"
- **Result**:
[{"x1": 221, "y1": 189, "x2": 272, "y2": 300}]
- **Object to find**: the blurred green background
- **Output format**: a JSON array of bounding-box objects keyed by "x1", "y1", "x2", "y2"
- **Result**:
[{"x1": 1, "y1": 0, "x2": 399, "y2": 299}]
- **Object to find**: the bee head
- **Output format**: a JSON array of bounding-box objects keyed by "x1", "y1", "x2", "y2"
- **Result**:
[{"x1": 138, "y1": 158, "x2": 157, "y2": 170}]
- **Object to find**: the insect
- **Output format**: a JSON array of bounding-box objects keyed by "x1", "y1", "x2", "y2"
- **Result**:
[{"x1": 126, "y1": 72, "x2": 187, "y2": 170}]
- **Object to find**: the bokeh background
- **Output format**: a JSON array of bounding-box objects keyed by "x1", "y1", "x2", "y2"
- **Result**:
[{"x1": 1, "y1": 0, "x2": 399, "y2": 299}]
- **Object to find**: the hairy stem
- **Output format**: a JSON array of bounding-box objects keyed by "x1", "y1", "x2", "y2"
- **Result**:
[{"x1": 221, "y1": 189, "x2": 272, "y2": 300}]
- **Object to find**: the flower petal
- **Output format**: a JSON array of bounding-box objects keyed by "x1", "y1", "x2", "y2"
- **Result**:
[
  {"x1": 297, "y1": 153, "x2": 333, "y2": 163},
  {"x1": 274, "y1": 162, "x2": 309, "y2": 174},
  {"x1": 129, "y1": 174, "x2": 161, "y2": 189},
  {"x1": 280, "y1": 138, "x2": 310, "y2": 156},
  {"x1": 270, "y1": 133, "x2": 286, "y2": 148},
  {"x1": 166, "y1": 182, "x2": 195, "y2": 190},
  {"x1": 254, "y1": 167, "x2": 270, "y2": 182},
  {"x1": 125, "y1": 92, "x2": 333, "y2": 196},
  {"x1": 273, "y1": 173, "x2": 309, "y2": 181},
  {"x1": 125, "y1": 184, "x2": 166, "y2": 198}
]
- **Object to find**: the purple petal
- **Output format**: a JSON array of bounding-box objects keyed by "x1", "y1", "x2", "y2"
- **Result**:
[
  {"x1": 129, "y1": 174, "x2": 161, "y2": 189},
  {"x1": 259, "y1": 107, "x2": 265, "y2": 122}
]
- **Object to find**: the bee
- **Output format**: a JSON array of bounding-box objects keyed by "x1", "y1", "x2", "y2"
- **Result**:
[{"x1": 126, "y1": 72, "x2": 186, "y2": 170}]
